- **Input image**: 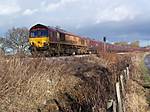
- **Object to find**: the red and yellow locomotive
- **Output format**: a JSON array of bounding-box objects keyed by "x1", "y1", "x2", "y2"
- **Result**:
[{"x1": 29, "y1": 24, "x2": 97, "y2": 56}]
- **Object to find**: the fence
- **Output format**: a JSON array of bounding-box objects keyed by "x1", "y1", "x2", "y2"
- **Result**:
[{"x1": 107, "y1": 66, "x2": 130, "y2": 112}]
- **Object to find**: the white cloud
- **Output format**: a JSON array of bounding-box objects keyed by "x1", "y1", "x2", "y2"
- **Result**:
[
  {"x1": 46, "y1": 3, "x2": 60, "y2": 11},
  {"x1": 23, "y1": 9, "x2": 38, "y2": 15},
  {"x1": 96, "y1": 5, "x2": 140, "y2": 23},
  {"x1": 0, "y1": 2, "x2": 20, "y2": 15},
  {"x1": 45, "y1": 0, "x2": 80, "y2": 11}
]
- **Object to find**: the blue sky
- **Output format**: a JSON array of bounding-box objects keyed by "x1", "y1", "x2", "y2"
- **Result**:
[{"x1": 0, "y1": 0, "x2": 150, "y2": 46}]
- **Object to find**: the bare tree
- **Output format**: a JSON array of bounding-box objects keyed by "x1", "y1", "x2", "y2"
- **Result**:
[
  {"x1": 130, "y1": 41, "x2": 140, "y2": 48},
  {"x1": 0, "y1": 37, "x2": 5, "y2": 55},
  {"x1": 113, "y1": 42, "x2": 129, "y2": 46},
  {"x1": 4, "y1": 27, "x2": 29, "y2": 54}
]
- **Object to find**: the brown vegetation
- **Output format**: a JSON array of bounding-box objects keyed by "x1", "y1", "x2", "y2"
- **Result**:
[
  {"x1": 124, "y1": 53, "x2": 150, "y2": 112},
  {"x1": 0, "y1": 54, "x2": 132, "y2": 112},
  {"x1": 114, "y1": 41, "x2": 140, "y2": 47}
]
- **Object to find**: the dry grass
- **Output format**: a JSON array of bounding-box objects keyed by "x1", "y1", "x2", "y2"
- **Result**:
[
  {"x1": 125, "y1": 79, "x2": 149, "y2": 112},
  {"x1": 0, "y1": 56, "x2": 79, "y2": 111},
  {"x1": 124, "y1": 52, "x2": 150, "y2": 112},
  {"x1": 0, "y1": 54, "x2": 132, "y2": 112}
]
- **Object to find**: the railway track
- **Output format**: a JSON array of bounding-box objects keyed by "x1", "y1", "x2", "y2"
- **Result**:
[
  {"x1": 0, "y1": 54, "x2": 96, "y2": 64},
  {"x1": 29, "y1": 54, "x2": 96, "y2": 60}
]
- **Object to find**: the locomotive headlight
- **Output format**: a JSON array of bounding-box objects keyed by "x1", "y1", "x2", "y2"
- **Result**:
[
  {"x1": 31, "y1": 42, "x2": 34, "y2": 45},
  {"x1": 44, "y1": 42, "x2": 48, "y2": 46}
]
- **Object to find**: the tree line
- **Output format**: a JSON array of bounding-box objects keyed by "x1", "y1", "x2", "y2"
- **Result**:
[
  {"x1": 0, "y1": 27, "x2": 29, "y2": 55},
  {"x1": 113, "y1": 41, "x2": 140, "y2": 48}
]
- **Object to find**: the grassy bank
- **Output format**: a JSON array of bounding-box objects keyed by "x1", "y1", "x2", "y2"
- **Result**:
[
  {"x1": 125, "y1": 52, "x2": 150, "y2": 112},
  {"x1": 140, "y1": 55, "x2": 150, "y2": 87},
  {"x1": 140, "y1": 53, "x2": 150, "y2": 106}
]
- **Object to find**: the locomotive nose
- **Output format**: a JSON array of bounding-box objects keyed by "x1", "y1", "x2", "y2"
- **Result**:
[{"x1": 29, "y1": 37, "x2": 49, "y2": 48}]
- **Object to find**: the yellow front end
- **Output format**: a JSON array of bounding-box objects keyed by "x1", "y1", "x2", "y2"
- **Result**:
[{"x1": 29, "y1": 37, "x2": 49, "y2": 48}]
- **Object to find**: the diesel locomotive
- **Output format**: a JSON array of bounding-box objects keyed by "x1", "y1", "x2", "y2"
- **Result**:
[
  {"x1": 29, "y1": 24, "x2": 149, "y2": 56},
  {"x1": 29, "y1": 24, "x2": 103, "y2": 56}
]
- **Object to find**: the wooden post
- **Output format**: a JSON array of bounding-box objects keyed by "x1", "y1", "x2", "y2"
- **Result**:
[
  {"x1": 104, "y1": 42, "x2": 107, "y2": 53},
  {"x1": 120, "y1": 75, "x2": 125, "y2": 96},
  {"x1": 103, "y1": 37, "x2": 107, "y2": 53},
  {"x1": 107, "y1": 99, "x2": 113, "y2": 110},
  {"x1": 126, "y1": 67, "x2": 129, "y2": 80},
  {"x1": 123, "y1": 69, "x2": 127, "y2": 83},
  {"x1": 116, "y1": 82, "x2": 123, "y2": 112},
  {"x1": 113, "y1": 101, "x2": 117, "y2": 112},
  {"x1": 123, "y1": 70, "x2": 126, "y2": 76}
]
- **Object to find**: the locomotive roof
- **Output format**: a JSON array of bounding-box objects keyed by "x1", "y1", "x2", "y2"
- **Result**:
[
  {"x1": 30, "y1": 24, "x2": 101, "y2": 42},
  {"x1": 31, "y1": 24, "x2": 81, "y2": 36},
  {"x1": 30, "y1": 24, "x2": 49, "y2": 30}
]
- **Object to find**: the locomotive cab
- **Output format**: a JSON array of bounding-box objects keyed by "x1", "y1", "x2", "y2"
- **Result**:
[{"x1": 29, "y1": 24, "x2": 50, "y2": 51}]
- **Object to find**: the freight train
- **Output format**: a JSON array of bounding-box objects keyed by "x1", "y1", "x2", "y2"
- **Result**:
[{"x1": 28, "y1": 24, "x2": 149, "y2": 56}]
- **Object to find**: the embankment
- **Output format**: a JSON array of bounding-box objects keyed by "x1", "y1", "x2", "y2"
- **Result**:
[
  {"x1": 0, "y1": 53, "x2": 149, "y2": 112},
  {"x1": 0, "y1": 54, "x2": 130, "y2": 112},
  {"x1": 124, "y1": 52, "x2": 150, "y2": 112}
]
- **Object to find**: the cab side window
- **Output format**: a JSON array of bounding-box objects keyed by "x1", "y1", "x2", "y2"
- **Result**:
[
  {"x1": 41, "y1": 30, "x2": 48, "y2": 37},
  {"x1": 60, "y1": 33, "x2": 65, "y2": 41}
]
